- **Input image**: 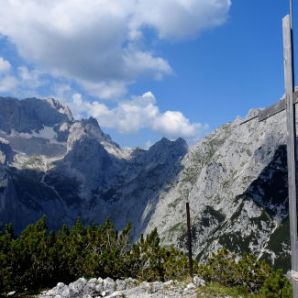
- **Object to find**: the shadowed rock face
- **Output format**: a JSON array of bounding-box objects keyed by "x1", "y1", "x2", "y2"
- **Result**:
[
  {"x1": 0, "y1": 97, "x2": 188, "y2": 238},
  {"x1": 0, "y1": 97, "x2": 72, "y2": 133},
  {"x1": 0, "y1": 96, "x2": 294, "y2": 269},
  {"x1": 141, "y1": 105, "x2": 292, "y2": 269}
]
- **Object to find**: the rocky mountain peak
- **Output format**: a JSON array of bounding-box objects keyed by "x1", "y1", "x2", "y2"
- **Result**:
[
  {"x1": 0, "y1": 97, "x2": 72, "y2": 134},
  {"x1": 146, "y1": 137, "x2": 188, "y2": 163},
  {"x1": 0, "y1": 95, "x2": 293, "y2": 271},
  {"x1": 0, "y1": 138, "x2": 14, "y2": 165},
  {"x1": 46, "y1": 98, "x2": 73, "y2": 121},
  {"x1": 66, "y1": 117, "x2": 119, "y2": 154}
]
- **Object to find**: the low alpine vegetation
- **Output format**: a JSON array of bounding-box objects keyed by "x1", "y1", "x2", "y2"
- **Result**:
[
  {"x1": 198, "y1": 248, "x2": 292, "y2": 297},
  {"x1": 0, "y1": 217, "x2": 188, "y2": 294},
  {"x1": 0, "y1": 217, "x2": 292, "y2": 297}
]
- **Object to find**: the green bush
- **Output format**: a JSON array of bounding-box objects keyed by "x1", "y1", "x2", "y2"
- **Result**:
[
  {"x1": 260, "y1": 269, "x2": 292, "y2": 298},
  {"x1": 0, "y1": 218, "x2": 193, "y2": 294},
  {"x1": 0, "y1": 218, "x2": 292, "y2": 297},
  {"x1": 198, "y1": 248, "x2": 272, "y2": 293},
  {"x1": 0, "y1": 224, "x2": 14, "y2": 291}
]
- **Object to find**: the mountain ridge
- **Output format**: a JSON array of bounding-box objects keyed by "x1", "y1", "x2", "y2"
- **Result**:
[{"x1": 0, "y1": 96, "x2": 292, "y2": 269}]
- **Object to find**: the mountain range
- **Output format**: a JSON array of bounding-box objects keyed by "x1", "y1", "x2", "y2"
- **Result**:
[{"x1": 0, "y1": 96, "x2": 291, "y2": 269}]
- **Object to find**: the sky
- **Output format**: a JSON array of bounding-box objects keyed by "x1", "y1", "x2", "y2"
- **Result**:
[{"x1": 0, "y1": 0, "x2": 296, "y2": 148}]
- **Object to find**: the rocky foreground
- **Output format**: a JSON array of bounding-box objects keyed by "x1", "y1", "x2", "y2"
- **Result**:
[{"x1": 39, "y1": 276, "x2": 211, "y2": 298}]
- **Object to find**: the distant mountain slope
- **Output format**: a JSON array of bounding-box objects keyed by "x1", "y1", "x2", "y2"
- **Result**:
[
  {"x1": 0, "y1": 96, "x2": 292, "y2": 269},
  {"x1": 145, "y1": 108, "x2": 290, "y2": 268},
  {"x1": 0, "y1": 97, "x2": 187, "y2": 240}
]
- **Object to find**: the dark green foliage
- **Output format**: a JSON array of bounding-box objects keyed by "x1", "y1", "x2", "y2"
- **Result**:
[
  {"x1": 129, "y1": 228, "x2": 189, "y2": 281},
  {"x1": 0, "y1": 219, "x2": 292, "y2": 297},
  {"x1": 0, "y1": 218, "x2": 191, "y2": 294},
  {"x1": 0, "y1": 224, "x2": 14, "y2": 291},
  {"x1": 198, "y1": 248, "x2": 287, "y2": 294},
  {"x1": 260, "y1": 270, "x2": 292, "y2": 298}
]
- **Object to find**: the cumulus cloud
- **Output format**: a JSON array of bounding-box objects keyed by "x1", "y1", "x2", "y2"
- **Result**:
[
  {"x1": 0, "y1": 75, "x2": 18, "y2": 92},
  {"x1": 67, "y1": 91, "x2": 208, "y2": 141},
  {"x1": 0, "y1": 0, "x2": 231, "y2": 98},
  {"x1": 0, "y1": 56, "x2": 208, "y2": 142},
  {"x1": 132, "y1": 0, "x2": 231, "y2": 40},
  {"x1": 0, "y1": 61, "x2": 49, "y2": 97},
  {"x1": 0, "y1": 57, "x2": 11, "y2": 73}
]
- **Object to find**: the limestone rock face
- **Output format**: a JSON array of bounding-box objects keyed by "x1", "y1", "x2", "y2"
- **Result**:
[
  {"x1": 39, "y1": 276, "x2": 203, "y2": 298},
  {"x1": 0, "y1": 97, "x2": 187, "y2": 239},
  {"x1": 0, "y1": 97, "x2": 72, "y2": 133},
  {"x1": 145, "y1": 108, "x2": 290, "y2": 265},
  {"x1": 0, "y1": 96, "x2": 293, "y2": 267}
]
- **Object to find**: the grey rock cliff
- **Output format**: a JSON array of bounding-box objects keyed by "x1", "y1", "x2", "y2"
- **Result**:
[{"x1": 0, "y1": 96, "x2": 293, "y2": 268}]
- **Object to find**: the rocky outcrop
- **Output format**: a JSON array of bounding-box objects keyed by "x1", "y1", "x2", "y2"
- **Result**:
[
  {"x1": 0, "y1": 97, "x2": 72, "y2": 134},
  {"x1": 145, "y1": 108, "x2": 290, "y2": 265},
  {"x1": 39, "y1": 276, "x2": 206, "y2": 298}
]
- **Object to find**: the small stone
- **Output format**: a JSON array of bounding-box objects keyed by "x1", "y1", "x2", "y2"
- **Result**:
[
  {"x1": 103, "y1": 277, "x2": 116, "y2": 291},
  {"x1": 140, "y1": 281, "x2": 151, "y2": 290},
  {"x1": 47, "y1": 288, "x2": 59, "y2": 296},
  {"x1": 164, "y1": 280, "x2": 174, "y2": 287},
  {"x1": 89, "y1": 278, "x2": 98, "y2": 284},
  {"x1": 7, "y1": 291, "x2": 16, "y2": 296},
  {"x1": 97, "y1": 277, "x2": 104, "y2": 284},
  {"x1": 116, "y1": 279, "x2": 126, "y2": 291},
  {"x1": 193, "y1": 275, "x2": 206, "y2": 287},
  {"x1": 95, "y1": 284, "x2": 104, "y2": 293},
  {"x1": 79, "y1": 277, "x2": 88, "y2": 284},
  {"x1": 124, "y1": 277, "x2": 137, "y2": 289},
  {"x1": 60, "y1": 286, "x2": 70, "y2": 297},
  {"x1": 186, "y1": 282, "x2": 196, "y2": 290},
  {"x1": 69, "y1": 279, "x2": 86, "y2": 294},
  {"x1": 106, "y1": 290, "x2": 124, "y2": 297},
  {"x1": 151, "y1": 281, "x2": 164, "y2": 292},
  {"x1": 83, "y1": 281, "x2": 97, "y2": 297},
  {"x1": 57, "y1": 282, "x2": 65, "y2": 289}
]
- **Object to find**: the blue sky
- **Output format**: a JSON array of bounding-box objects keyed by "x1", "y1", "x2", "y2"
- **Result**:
[{"x1": 0, "y1": 0, "x2": 296, "y2": 148}]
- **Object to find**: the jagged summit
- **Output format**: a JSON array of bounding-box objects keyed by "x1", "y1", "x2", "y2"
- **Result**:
[
  {"x1": 0, "y1": 97, "x2": 73, "y2": 133},
  {"x1": 46, "y1": 97, "x2": 73, "y2": 120},
  {"x1": 0, "y1": 96, "x2": 293, "y2": 270},
  {"x1": 0, "y1": 96, "x2": 188, "y2": 236}
]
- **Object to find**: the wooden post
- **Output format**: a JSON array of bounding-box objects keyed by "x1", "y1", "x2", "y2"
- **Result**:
[
  {"x1": 283, "y1": 14, "x2": 298, "y2": 297},
  {"x1": 186, "y1": 201, "x2": 193, "y2": 277}
]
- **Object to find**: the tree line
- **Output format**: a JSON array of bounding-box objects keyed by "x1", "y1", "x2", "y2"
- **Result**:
[{"x1": 0, "y1": 217, "x2": 292, "y2": 297}]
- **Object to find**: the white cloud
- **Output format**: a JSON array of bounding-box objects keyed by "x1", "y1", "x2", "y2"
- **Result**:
[
  {"x1": 0, "y1": 57, "x2": 11, "y2": 73},
  {"x1": 0, "y1": 63, "x2": 48, "y2": 97},
  {"x1": 0, "y1": 75, "x2": 18, "y2": 92},
  {"x1": 0, "y1": 0, "x2": 231, "y2": 99},
  {"x1": 153, "y1": 111, "x2": 203, "y2": 137},
  {"x1": 132, "y1": 0, "x2": 231, "y2": 40},
  {"x1": 67, "y1": 91, "x2": 208, "y2": 141}
]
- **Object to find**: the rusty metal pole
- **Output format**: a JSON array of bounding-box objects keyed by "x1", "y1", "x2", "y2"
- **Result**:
[{"x1": 186, "y1": 201, "x2": 193, "y2": 277}]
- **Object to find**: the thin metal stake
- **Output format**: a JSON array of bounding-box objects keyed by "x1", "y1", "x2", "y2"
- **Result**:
[{"x1": 186, "y1": 201, "x2": 193, "y2": 277}]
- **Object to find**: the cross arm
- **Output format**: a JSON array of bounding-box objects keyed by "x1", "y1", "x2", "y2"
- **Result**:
[{"x1": 240, "y1": 90, "x2": 298, "y2": 125}]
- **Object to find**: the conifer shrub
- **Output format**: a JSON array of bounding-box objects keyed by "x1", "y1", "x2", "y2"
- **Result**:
[
  {"x1": 0, "y1": 224, "x2": 14, "y2": 291},
  {"x1": 197, "y1": 249, "x2": 293, "y2": 296},
  {"x1": 260, "y1": 269, "x2": 292, "y2": 298},
  {"x1": 0, "y1": 217, "x2": 293, "y2": 297},
  {"x1": 0, "y1": 218, "x2": 192, "y2": 294}
]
